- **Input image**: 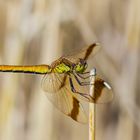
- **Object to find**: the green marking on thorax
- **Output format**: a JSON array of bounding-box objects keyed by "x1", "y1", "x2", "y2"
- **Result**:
[
  {"x1": 53, "y1": 63, "x2": 71, "y2": 73},
  {"x1": 74, "y1": 63, "x2": 86, "y2": 73},
  {"x1": 53, "y1": 62, "x2": 87, "y2": 74}
]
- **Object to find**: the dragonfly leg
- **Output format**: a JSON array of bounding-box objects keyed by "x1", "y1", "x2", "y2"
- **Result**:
[
  {"x1": 73, "y1": 73, "x2": 92, "y2": 86},
  {"x1": 82, "y1": 71, "x2": 90, "y2": 74},
  {"x1": 76, "y1": 72, "x2": 91, "y2": 79},
  {"x1": 69, "y1": 76, "x2": 94, "y2": 102}
]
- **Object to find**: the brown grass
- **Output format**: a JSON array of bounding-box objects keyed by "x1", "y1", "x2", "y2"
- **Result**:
[{"x1": 0, "y1": 0, "x2": 140, "y2": 140}]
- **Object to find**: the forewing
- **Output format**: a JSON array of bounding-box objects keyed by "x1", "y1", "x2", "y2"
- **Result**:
[
  {"x1": 41, "y1": 73, "x2": 87, "y2": 123},
  {"x1": 64, "y1": 43, "x2": 101, "y2": 64}
]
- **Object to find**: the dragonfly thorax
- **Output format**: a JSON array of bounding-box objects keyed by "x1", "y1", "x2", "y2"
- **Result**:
[
  {"x1": 52, "y1": 58, "x2": 87, "y2": 74},
  {"x1": 53, "y1": 63, "x2": 71, "y2": 73}
]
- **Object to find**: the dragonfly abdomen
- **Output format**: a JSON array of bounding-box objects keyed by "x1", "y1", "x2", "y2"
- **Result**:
[{"x1": 0, "y1": 65, "x2": 51, "y2": 74}]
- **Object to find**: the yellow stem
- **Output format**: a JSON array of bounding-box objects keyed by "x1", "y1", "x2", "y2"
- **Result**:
[{"x1": 89, "y1": 68, "x2": 96, "y2": 140}]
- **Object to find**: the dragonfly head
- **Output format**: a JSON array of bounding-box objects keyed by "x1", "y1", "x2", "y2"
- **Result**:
[{"x1": 74, "y1": 59, "x2": 88, "y2": 73}]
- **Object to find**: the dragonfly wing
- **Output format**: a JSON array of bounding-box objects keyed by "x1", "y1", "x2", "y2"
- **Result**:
[
  {"x1": 93, "y1": 77, "x2": 113, "y2": 103},
  {"x1": 41, "y1": 73, "x2": 87, "y2": 123},
  {"x1": 68, "y1": 74, "x2": 113, "y2": 104},
  {"x1": 41, "y1": 73, "x2": 66, "y2": 93},
  {"x1": 64, "y1": 43, "x2": 101, "y2": 63}
]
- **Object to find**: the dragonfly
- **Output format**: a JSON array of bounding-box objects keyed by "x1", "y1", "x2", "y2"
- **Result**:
[{"x1": 0, "y1": 43, "x2": 113, "y2": 123}]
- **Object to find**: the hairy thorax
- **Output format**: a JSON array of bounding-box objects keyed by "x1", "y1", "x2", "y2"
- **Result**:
[{"x1": 52, "y1": 63, "x2": 72, "y2": 73}]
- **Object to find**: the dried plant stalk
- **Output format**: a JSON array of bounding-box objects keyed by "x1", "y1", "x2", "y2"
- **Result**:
[{"x1": 89, "y1": 68, "x2": 96, "y2": 140}]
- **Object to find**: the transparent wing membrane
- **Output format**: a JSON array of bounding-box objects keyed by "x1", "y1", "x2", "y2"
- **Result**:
[
  {"x1": 41, "y1": 71, "x2": 113, "y2": 122},
  {"x1": 41, "y1": 73, "x2": 66, "y2": 93},
  {"x1": 64, "y1": 43, "x2": 101, "y2": 64},
  {"x1": 41, "y1": 73, "x2": 87, "y2": 123},
  {"x1": 93, "y1": 77, "x2": 113, "y2": 103}
]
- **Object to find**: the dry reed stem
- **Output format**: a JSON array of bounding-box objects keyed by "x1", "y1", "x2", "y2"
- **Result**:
[{"x1": 89, "y1": 68, "x2": 96, "y2": 140}]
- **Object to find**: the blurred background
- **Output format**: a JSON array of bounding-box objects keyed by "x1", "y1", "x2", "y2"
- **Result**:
[{"x1": 0, "y1": 0, "x2": 140, "y2": 140}]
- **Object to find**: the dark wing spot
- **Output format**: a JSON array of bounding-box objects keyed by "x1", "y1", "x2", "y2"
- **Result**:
[
  {"x1": 84, "y1": 43, "x2": 97, "y2": 60},
  {"x1": 69, "y1": 97, "x2": 80, "y2": 121},
  {"x1": 94, "y1": 78, "x2": 105, "y2": 103}
]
